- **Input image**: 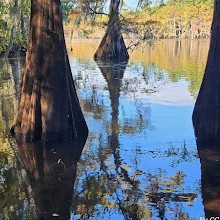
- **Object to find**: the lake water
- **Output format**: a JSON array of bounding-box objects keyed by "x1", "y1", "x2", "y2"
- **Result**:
[{"x1": 0, "y1": 39, "x2": 211, "y2": 219}]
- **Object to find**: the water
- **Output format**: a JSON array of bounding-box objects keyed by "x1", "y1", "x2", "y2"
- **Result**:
[{"x1": 0, "y1": 39, "x2": 211, "y2": 219}]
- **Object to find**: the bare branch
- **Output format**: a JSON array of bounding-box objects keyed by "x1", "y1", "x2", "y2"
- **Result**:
[{"x1": 87, "y1": 6, "x2": 109, "y2": 16}]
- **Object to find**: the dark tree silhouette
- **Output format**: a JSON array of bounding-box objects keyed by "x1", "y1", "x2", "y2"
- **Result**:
[
  {"x1": 197, "y1": 141, "x2": 220, "y2": 218},
  {"x1": 94, "y1": 0, "x2": 129, "y2": 61},
  {"x1": 15, "y1": 132, "x2": 87, "y2": 219},
  {"x1": 11, "y1": 0, "x2": 88, "y2": 142},
  {"x1": 97, "y1": 61, "x2": 127, "y2": 163},
  {"x1": 193, "y1": 0, "x2": 220, "y2": 141}
]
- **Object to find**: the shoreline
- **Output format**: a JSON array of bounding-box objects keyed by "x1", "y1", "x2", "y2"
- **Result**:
[{"x1": 1, "y1": 38, "x2": 211, "y2": 58}]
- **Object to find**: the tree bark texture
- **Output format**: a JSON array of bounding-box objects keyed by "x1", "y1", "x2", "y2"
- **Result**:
[
  {"x1": 11, "y1": 0, "x2": 88, "y2": 142},
  {"x1": 192, "y1": 0, "x2": 220, "y2": 141},
  {"x1": 94, "y1": 0, "x2": 129, "y2": 61}
]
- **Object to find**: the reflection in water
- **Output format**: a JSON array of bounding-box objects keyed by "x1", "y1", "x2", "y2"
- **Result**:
[
  {"x1": 69, "y1": 61, "x2": 199, "y2": 219},
  {"x1": 0, "y1": 39, "x2": 211, "y2": 219},
  {"x1": 8, "y1": 59, "x2": 24, "y2": 99},
  {"x1": 15, "y1": 133, "x2": 87, "y2": 219},
  {"x1": 67, "y1": 39, "x2": 209, "y2": 99},
  {"x1": 96, "y1": 61, "x2": 142, "y2": 218},
  {"x1": 0, "y1": 58, "x2": 24, "y2": 134},
  {"x1": 8, "y1": 60, "x2": 19, "y2": 97},
  {"x1": 197, "y1": 141, "x2": 220, "y2": 218},
  {"x1": 96, "y1": 61, "x2": 127, "y2": 154}
]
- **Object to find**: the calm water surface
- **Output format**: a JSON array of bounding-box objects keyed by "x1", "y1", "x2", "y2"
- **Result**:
[{"x1": 0, "y1": 39, "x2": 211, "y2": 219}]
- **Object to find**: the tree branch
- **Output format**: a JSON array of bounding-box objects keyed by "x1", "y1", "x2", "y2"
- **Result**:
[{"x1": 87, "y1": 6, "x2": 109, "y2": 16}]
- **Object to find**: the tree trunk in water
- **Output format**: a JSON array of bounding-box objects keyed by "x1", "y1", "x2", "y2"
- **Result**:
[
  {"x1": 11, "y1": 0, "x2": 88, "y2": 142},
  {"x1": 94, "y1": 0, "x2": 129, "y2": 61},
  {"x1": 192, "y1": 0, "x2": 220, "y2": 142}
]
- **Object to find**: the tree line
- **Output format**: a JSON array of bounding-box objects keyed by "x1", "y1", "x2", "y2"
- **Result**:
[
  {"x1": 64, "y1": 0, "x2": 214, "y2": 39},
  {"x1": 0, "y1": 0, "x2": 214, "y2": 56}
]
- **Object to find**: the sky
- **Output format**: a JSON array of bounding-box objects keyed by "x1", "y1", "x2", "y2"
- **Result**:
[
  {"x1": 125, "y1": 0, "x2": 157, "y2": 9},
  {"x1": 102, "y1": 0, "x2": 157, "y2": 11}
]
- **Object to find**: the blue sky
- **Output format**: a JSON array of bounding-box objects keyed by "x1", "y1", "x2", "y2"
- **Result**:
[
  {"x1": 103, "y1": 0, "x2": 157, "y2": 11},
  {"x1": 125, "y1": 0, "x2": 156, "y2": 9},
  {"x1": 125, "y1": 0, "x2": 139, "y2": 8}
]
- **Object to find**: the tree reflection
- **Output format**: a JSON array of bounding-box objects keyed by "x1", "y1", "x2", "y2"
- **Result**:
[
  {"x1": 97, "y1": 61, "x2": 145, "y2": 219},
  {"x1": 96, "y1": 61, "x2": 127, "y2": 153},
  {"x1": 0, "y1": 58, "x2": 24, "y2": 134},
  {"x1": 8, "y1": 58, "x2": 25, "y2": 100},
  {"x1": 15, "y1": 133, "x2": 87, "y2": 219},
  {"x1": 0, "y1": 39, "x2": 207, "y2": 219},
  {"x1": 69, "y1": 61, "x2": 198, "y2": 219},
  {"x1": 197, "y1": 141, "x2": 220, "y2": 218}
]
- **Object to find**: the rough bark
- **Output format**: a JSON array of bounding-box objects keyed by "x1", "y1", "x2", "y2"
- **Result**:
[
  {"x1": 192, "y1": 0, "x2": 220, "y2": 141},
  {"x1": 16, "y1": 133, "x2": 87, "y2": 219},
  {"x1": 197, "y1": 141, "x2": 220, "y2": 218},
  {"x1": 94, "y1": 0, "x2": 129, "y2": 62},
  {"x1": 11, "y1": 0, "x2": 88, "y2": 142}
]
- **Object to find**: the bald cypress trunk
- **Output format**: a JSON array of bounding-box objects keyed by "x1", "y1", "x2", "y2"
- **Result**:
[
  {"x1": 94, "y1": 0, "x2": 129, "y2": 61},
  {"x1": 11, "y1": 0, "x2": 88, "y2": 142},
  {"x1": 192, "y1": 0, "x2": 220, "y2": 141}
]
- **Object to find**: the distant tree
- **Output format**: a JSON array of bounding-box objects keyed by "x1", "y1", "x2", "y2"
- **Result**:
[
  {"x1": 155, "y1": 0, "x2": 165, "y2": 7},
  {"x1": 94, "y1": 0, "x2": 129, "y2": 61},
  {"x1": 141, "y1": 0, "x2": 152, "y2": 8}
]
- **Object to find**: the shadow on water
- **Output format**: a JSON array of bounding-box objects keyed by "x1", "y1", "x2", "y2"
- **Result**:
[
  {"x1": 14, "y1": 133, "x2": 87, "y2": 219},
  {"x1": 196, "y1": 140, "x2": 220, "y2": 218}
]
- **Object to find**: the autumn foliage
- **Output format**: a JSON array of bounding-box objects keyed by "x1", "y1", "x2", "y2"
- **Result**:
[{"x1": 64, "y1": 0, "x2": 213, "y2": 39}]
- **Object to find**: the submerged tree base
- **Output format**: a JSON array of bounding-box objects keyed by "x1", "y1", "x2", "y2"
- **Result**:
[
  {"x1": 94, "y1": 34, "x2": 129, "y2": 62},
  {"x1": 94, "y1": 0, "x2": 129, "y2": 62}
]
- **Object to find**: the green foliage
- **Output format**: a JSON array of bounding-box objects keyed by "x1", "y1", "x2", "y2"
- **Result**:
[
  {"x1": 61, "y1": 1, "x2": 75, "y2": 22},
  {"x1": 166, "y1": 0, "x2": 213, "y2": 8},
  {"x1": 0, "y1": 0, "x2": 30, "y2": 56},
  {"x1": 64, "y1": 0, "x2": 214, "y2": 40}
]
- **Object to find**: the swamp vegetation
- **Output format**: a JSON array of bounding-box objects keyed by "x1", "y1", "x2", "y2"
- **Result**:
[{"x1": 1, "y1": 0, "x2": 220, "y2": 219}]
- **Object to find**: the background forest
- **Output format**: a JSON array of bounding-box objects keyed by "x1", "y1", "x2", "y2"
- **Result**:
[{"x1": 0, "y1": 0, "x2": 214, "y2": 56}]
